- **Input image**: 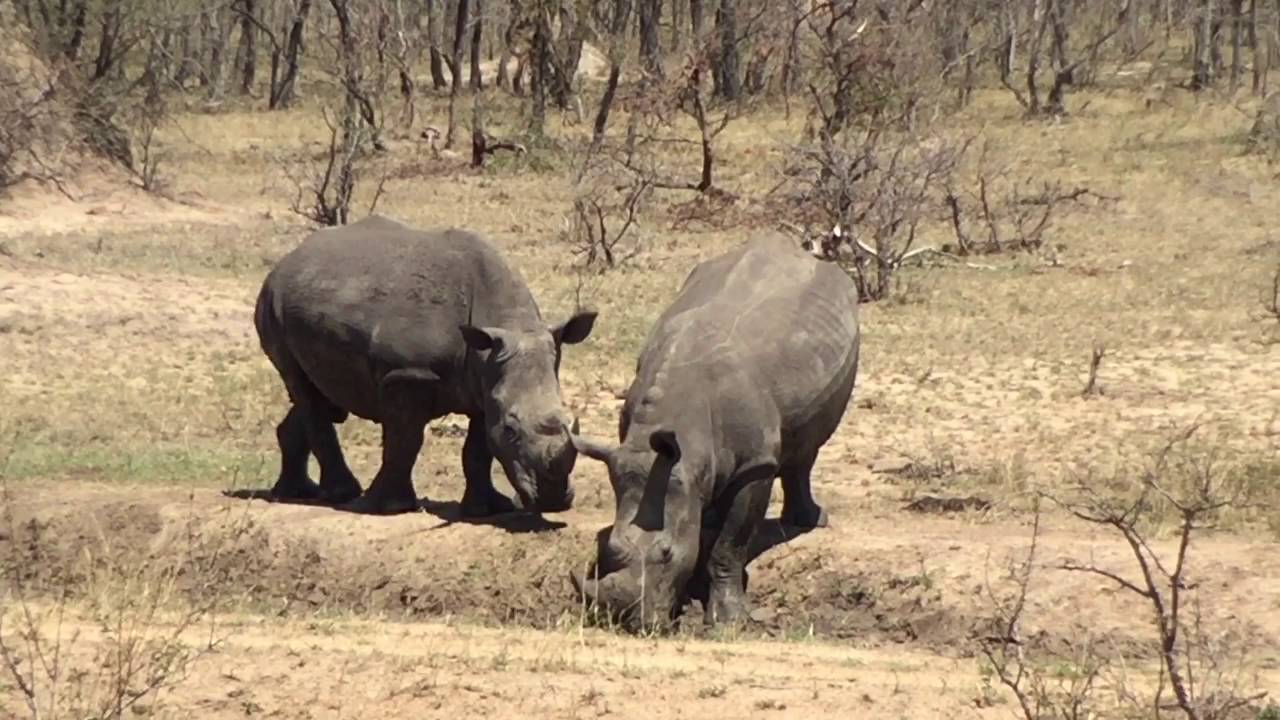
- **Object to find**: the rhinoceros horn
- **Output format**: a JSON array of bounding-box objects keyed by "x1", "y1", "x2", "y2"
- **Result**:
[{"x1": 570, "y1": 569, "x2": 638, "y2": 609}]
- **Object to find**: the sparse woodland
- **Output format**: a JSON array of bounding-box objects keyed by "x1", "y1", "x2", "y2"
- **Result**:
[
  {"x1": 2, "y1": 1, "x2": 1280, "y2": 718},
  {"x1": 6, "y1": 0, "x2": 1280, "y2": 287}
]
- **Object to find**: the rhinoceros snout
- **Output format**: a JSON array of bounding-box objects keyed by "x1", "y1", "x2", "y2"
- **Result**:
[{"x1": 534, "y1": 484, "x2": 574, "y2": 512}]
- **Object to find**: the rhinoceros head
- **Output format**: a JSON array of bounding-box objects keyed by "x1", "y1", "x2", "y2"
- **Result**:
[
  {"x1": 459, "y1": 309, "x2": 597, "y2": 513},
  {"x1": 567, "y1": 428, "x2": 704, "y2": 631}
]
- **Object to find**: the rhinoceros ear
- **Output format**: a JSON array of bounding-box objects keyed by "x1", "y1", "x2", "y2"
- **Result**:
[
  {"x1": 459, "y1": 325, "x2": 510, "y2": 354},
  {"x1": 551, "y1": 309, "x2": 598, "y2": 346},
  {"x1": 569, "y1": 432, "x2": 615, "y2": 464},
  {"x1": 648, "y1": 429, "x2": 682, "y2": 463}
]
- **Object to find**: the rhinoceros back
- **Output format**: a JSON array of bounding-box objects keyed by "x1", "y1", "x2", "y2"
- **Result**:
[
  {"x1": 256, "y1": 215, "x2": 544, "y2": 419},
  {"x1": 638, "y1": 236, "x2": 860, "y2": 438}
]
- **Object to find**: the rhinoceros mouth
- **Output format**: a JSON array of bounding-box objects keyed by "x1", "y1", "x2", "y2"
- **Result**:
[{"x1": 569, "y1": 567, "x2": 680, "y2": 632}]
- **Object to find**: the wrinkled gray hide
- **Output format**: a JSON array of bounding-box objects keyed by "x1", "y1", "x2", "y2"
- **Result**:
[
  {"x1": 570, "y1": 235, "x2": 860, "y2": 630},
  {"x1": 254, "y1": 215, "x2": 597, "y2": 516}
]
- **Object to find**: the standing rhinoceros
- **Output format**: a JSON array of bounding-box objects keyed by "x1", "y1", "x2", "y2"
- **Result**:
[
  {"x1": 568, "y1": 235, "x2": 860, "y2": 629},
  {"x1": 254, "y1": 215, "x2": 598, "y2": 516}
]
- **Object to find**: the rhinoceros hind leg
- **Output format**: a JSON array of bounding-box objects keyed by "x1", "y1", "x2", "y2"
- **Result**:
[
  {"x1": 459, "y1": 416, "x2": 517, "y2": 518},
  {"x1": 297, "y1": 409, "x2": 362, "y2": 505},
  {"x1": 779, "y1": 453, "x2": 828, "y2": 529},
  {"x1": 270, "y1": 406, "x2": 323, "y2": 500}
]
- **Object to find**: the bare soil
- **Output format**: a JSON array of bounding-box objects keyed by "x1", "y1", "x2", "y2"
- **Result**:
[{"x1": 3, "y1": 86, "x2": 1280, "y2": 717}]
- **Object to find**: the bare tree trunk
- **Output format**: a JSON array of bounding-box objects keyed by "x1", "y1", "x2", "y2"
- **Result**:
[
  {"x1": 270, "y1": 0, "x2": 312, "y2": 109},
  {"x1": 428, "y1": 0, "x2": 449, "y2": 89},
  {"x1": 714, "y1": 0, "x2": 739, "y2": 100},
  {"x1": 690, "y1": 0, "x2": 705, "y2": 38},
  {"x1": 1254, "y1": 0, "x2": 1270, "y2": 94},
  {"x1": 207, "y1": 7, "x2": 237, "y2": 101},
  {"x1": 1230, "y1": 0, "x2": 1245, "y2": 89},
  {"x1": 497, "y1": 0, "x2": 523, "y2": 91},
  {"x1": 393, "y1": 0, "x2": 417, "y2": 125},
  {"x1": 90, "y1": 1, "x2": 125, "y2": 82},
  {"x1": 330, "y1": 0, "x2": 382, "y2": 150},
  {"x1": 1194, "y1": 0, "x2": 1216, "y2": 89},
  {"x1": 1025, "y1": 0, "x2": 1049, "y2": 114},
  {"x1": 528, "y1": 0, "x2": 551, "y2": 136},
  {"x1": 235, "y1": 0, "x2": 258, "y2": 95},
  {"x1": 549, "y1": 1, "x2": 584, "y2": 110},
  {"x1": 470, "y1": 0, "x2": 484, "y2": 89},
  {"x1": 446, "y1": 0, "x2": 471, "y2": 147},
  {"x1": 1046, "y1": 0, "x2": 1071, "y2": 114},
  {"x1": 671, "y1": 0, "x2": 685, "y2": 52},
  {"x1": 64, "y1": 0, "x2": 89, "y2": 60},
  {"x1": 591, "y1": 0, "x2": 633, "y2": 149},
  {"x1": 639, "y1": 0, "x2": 662, "y2": 77}
]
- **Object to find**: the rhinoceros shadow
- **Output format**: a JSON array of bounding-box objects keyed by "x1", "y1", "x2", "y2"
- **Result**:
[{"x1": 220, "y1": 489, "x2": 566, "y2": 535}]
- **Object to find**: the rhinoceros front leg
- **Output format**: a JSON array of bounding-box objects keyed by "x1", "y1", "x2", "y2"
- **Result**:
[
  {"x1": 703, "y1": 479, "x2": 773, "y2": 627},
  {"x1": 341, "y1": 417, "x2": 424, "y2": 515},
  {"x1": 338, "y1": 369, "x2": 435, "y2": 515},
  {"x1": 460, "y1": 416, "x2": 518, "y2": 518}
]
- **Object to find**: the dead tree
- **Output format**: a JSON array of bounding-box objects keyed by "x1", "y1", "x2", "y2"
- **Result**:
[
  {"x1": 329, "y1": 0, "x2": 384, "y2": 151},
  {"x1": 590, "y1": 0, "x2": 633, "y2": 150},
  {"x1": 234, "y1": 0, "x2": 258, "y2": 95},
  {"x1": 527, "y1": 0, "x2": 552, "y2": 136},
  {"x1": 470, "y1": 0, "x2": 484, "y2": 90},
  {"x1": 639, "y1": 0, "x2": 663, "y2": 77},
  {"x1": 235, "y1": 0, "x2": 313, "y2": 110},
  {"x1": 1192, "y1": 0, "x2": 1223, "y2": 89},
  {"x1": 427, "y1": 0, "x2": 449, "y2": 89},
  {"x1": 1050, "y1": 426, "x2": 1271, "y2": 720},
  {"x1": 205, "y1": 5, "x2": 237, "y2": 101},
  {"x1": 785, "y1": 129, "x2": 969, "y2": 302},
  {"x1": 1000, "y1": 0, "x2": 1136, "y2": 116},
  {"x1": 445, "y1": 0, "x2": 471, "y2": 148},
  {"x1": 714, "y1": 0, "x2": 740, "y2": 99}
]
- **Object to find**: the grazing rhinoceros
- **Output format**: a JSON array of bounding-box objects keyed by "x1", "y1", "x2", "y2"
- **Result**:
[
  {"x1": 568, "y1": 235, "x2": 860, "y2": 629},
  {"x1": 254, "y1": 215, "x2": 598, "y2": 516}
]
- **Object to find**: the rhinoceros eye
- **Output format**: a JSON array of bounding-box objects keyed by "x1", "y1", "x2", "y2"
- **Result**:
[{"x1": 502, "y1": 423, "x2": 520, "y2": 444}]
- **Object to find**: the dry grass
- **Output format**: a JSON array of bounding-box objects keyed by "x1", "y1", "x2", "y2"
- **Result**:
[{"x1": 1, "y1": 75, "x2": 1279, "y2": 717}]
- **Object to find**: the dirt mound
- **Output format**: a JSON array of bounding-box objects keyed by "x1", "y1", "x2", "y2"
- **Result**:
[
  {"x1": 3, "y1": 485, "x2": 985, "y2": 651},
  {"x1": 7, "y1": 482, "x2": 1276, "y2": 661}
]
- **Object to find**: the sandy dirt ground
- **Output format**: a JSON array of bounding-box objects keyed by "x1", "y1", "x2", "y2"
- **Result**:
[{"x1": 3, "y1": 90, "x2": 1280, "y2": 717}]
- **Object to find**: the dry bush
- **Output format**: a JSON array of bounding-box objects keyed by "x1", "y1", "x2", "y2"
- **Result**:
[
  {"x1": 0, "y1": 483, "x2": 252, "y2": 719},
  {"x1": 0, "y1": 34, "x2": 68, "y2": 191},
  {"x1": 995, "y1": 0, "x2": 1140, "y2": 117},
  {"x1": 943, "y1": 143, "x2": 1113, "y2": 257},
  {"x1": 978, "y1": 507, "x2": 1110, "y2": 719},
  {"x1": 561, "y1": 151, "x2": 653, "y2": 270},
  {"x1": 279, "y1": 102, "x2": 387, "y2": 226},
  {"x1": 979, "y1": 427, "x2": 1273, "y2": 720},
  {"x1": 789, "y1": 1, "x2": 954, "y2": 136},
  {"x1": 781, "y1": 129, "x2": 969, "y2": 302},
  {"x1": 0, "y1": 10, "x2": 96, "y2": 194}
]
